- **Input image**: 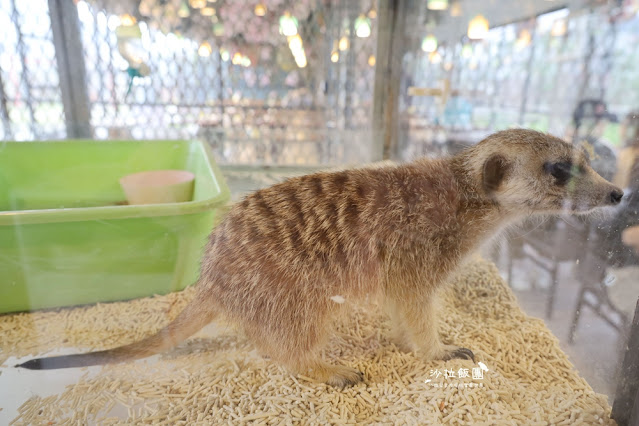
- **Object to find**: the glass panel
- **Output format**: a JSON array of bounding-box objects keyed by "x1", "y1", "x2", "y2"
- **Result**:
[{"x1": 1, "y1": 0, "x2": 638, "y2": 424}]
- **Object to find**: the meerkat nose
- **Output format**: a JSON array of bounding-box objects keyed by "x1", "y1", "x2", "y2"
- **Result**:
[{"x1": 610, "y1": 189, "x2": 624, "y2": 205}]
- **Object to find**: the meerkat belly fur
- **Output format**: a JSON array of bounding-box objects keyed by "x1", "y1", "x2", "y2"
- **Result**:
[{"x1": 18, "y1": 129, "x2": 624, "y2": 387}]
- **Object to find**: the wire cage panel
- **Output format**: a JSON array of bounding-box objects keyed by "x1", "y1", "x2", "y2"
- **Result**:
[{"x1": 0, "y1": 0, "x2": 380, "y2": 166}]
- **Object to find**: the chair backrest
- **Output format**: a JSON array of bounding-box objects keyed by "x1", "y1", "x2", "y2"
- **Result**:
[{"x1": 574, "y1": 236, "x2": 609, "y2": 284}]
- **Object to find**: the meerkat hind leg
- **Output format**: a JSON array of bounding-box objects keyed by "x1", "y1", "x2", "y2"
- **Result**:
[{"x1": 249, "y1": 309, "x2": 364, "y2": 388}]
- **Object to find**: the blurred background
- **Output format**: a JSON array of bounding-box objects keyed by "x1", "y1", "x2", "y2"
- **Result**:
[{"x1": 1, "y1": 0, "x2": 638, "y2": 405}]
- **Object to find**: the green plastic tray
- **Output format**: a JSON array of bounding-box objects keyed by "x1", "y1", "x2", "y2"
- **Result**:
[{"x1": 0, "y1": 140, "x2": 230, "y2": 313}]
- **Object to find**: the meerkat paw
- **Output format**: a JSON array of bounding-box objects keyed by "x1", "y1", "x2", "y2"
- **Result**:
[
  {"x1": 325, "y1": 365, "x2": 365, "y2": 388},
  {"x1": 303, "y1": 362, "x2": 364, "y2": 388},
  {"x1": 438, "y1": 345, "x2": 475, "y2": 362}
]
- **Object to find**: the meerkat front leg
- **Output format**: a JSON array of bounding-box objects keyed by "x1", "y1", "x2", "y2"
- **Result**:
[{"x1": 386, "y1": 292, "x2": 475, "y2": 362}]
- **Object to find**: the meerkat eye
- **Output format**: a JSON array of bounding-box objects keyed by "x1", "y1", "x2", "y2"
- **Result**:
[{"x1": 543, "y1": 161, "x2": 574, "y2": 185}]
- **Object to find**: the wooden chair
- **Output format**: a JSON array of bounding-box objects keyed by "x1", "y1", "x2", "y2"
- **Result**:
[
  {"x1": 506, "y1": 215, "x2": 590, "y2": 319},
  {"x1": 568, "y1": 225, "x2": 631, "y2": 344}
]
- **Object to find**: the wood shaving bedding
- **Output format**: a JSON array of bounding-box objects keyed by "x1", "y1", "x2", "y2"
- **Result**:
[{"x1": 1, "y1": 258, "x2": 613, "y2": 424}]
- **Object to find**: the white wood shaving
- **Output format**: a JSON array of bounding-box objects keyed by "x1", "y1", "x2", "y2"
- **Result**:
[{"x1": 330, "y1": 295, "x2": 346, "y2": 304}]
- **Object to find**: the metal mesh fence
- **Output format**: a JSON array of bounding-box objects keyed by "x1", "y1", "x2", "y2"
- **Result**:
[
  {"x1": 0, "y1": 0, "x2": 378, "y2": 166},
  {"x1": 0, "y1": 0, "x2": 65, "y2": 140},
  {"x1": 3, "y1": 1, "x2": 639, "y2": 164},
  {"x1": 401, "y1": 2, "x2": 639, "y2": 159}
]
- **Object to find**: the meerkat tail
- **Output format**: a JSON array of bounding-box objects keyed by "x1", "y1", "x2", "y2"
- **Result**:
[{"x1": 15, "y1": 292, "x2": 217, "y2": 370}]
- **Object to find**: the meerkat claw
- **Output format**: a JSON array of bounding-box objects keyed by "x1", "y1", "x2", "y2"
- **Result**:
[
  {"x1": 326, "y1": 368, "x2": 365, "y2": 388},
  {"x1": 343, "y1": 370, "x2": 365, "y2": 388},
  {"x1": 443, "y1": 347, "x2": 475, "y2": 363}
]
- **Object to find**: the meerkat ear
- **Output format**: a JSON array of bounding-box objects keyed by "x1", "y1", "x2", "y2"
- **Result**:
[{"x1": 482, "y1": 154, "x2": 510, "y2": 195}]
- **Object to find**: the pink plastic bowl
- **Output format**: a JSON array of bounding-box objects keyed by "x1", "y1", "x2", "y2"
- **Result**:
[{"x1": 119, "y1": 170, "x2": 195, "y2": 205}]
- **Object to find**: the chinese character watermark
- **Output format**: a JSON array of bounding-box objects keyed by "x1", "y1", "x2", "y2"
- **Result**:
[{"x1": 424, "y1": 362, "x2": 489, "y2": 388}]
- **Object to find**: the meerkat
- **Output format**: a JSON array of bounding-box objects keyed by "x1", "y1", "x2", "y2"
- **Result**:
[{"x1": 17, "y1": 129, "x2": 623, "y2": 388}]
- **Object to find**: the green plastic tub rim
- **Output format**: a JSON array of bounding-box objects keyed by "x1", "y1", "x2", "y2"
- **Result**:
[{"x1": 0, "y1": 139, "x2": 231, "y2": 226}]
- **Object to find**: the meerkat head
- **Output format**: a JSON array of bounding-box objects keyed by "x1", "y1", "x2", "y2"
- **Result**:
[{"x1": 473, "y1": 129, "x2": 623, "y2": 215}]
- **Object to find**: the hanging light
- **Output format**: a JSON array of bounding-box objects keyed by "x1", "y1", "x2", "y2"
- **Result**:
[
  {"x1": 355, "y1": 15, "x2": 371, "y2": 38},
  {"x1": 279, "y1": 12, "x2": 298, "y2": 36},
  {"x1": 288, "y1": 34, "x2": 303, "y2": 51},
  {"x1": 254, "y1": 3, "x2": 267, "y2": 16},
  {"x1": 551, "y1": 19, "x2": 567, "y2": 37},
  {"x1": 288, "y1": 35, "x2": 307, "y2": 69},
  {"x1": 178, "y1": 1, "x2": 190, "y2": 18},
  {"x1": 220, "y1": 47, "x2": 230, "y2": 62},
  {"x1": 295, "y1": 54, "x2": 307, "y2": 68},
  {"x1": 241, "y1": 56, "x2": 251, "y2": 67},
  {"x1": 515, "y1": 29, "x2": 532, "y2": 49},
  {"x1": 368, "y1": 8, "x2": 377, "y2": 19},
  {"x1": 232, "y1": 52, "x2": 243, "y2": 65},
  {"x1": 429, "y1": 50, "x2": 442, "y2": 64},
  {"x1": 120, "y1": 14, "x2": 137, "y2": 26},
  {"x1": 468, "y1": 14, "x2": 489, "y2": 39},
  {"x1": 450, "y1": 1, "x2": 461, "y2": 17},
  {"x1": 427, "y1": 0, "x2": 448, "y2": 10},
  {"x1": 201, "y1": 6, "x2": 215, "y2": 16},
  {"x1": 331, "y1": 51, "x2": 339, "y2": 62},
  {"x1": 338, "y1": 36, "x2": 349, "y2": 51},
  {"x1": 198, "y1": 41, "x2": 212, "y2": 57},
  {"x1": 189, "y1": 0, "x2": 206, "y2": 9},
  {"x1": 368, "y1": 55, "x2": 376, "y2": 67},
  {"x1": 421, "y1": 34, "x2": 438, "y2": 52}
]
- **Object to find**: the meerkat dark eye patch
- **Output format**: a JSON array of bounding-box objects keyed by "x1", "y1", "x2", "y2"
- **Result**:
[{"x1": 543, "y1": 161, "x2": 579, "y2": 185}]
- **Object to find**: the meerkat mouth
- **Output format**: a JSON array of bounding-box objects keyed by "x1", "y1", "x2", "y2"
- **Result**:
[
  {"x1": 560, "y1": 199, "x2": 598, "y2": 214},
  {"x1": 560, "y1": 200, "x2": 618, "y2": 215}
]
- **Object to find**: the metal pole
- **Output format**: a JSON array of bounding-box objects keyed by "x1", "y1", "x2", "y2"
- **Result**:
[
  {"x1": 577, "y1": 12, "x2": 595, "y2": 103},
  {"x1": 548, "y1": 22, "x2": 570, "y2": 133},
  {"x1": 489, "y1": 35, "x2": 506, "y2": 129},
  {"x1": 0, "y1": 71, "x2": 11, "y2": 138},
  {"x1": 48, "y1": 0, "x2": 92, "y2": 138},
  {"x1": 10, "y1": 0, "x2": 37, "y2": 138},
  {"x1": 518, "y1": 25, "x2": 537, "y2": 126},
  {"x1": 372, "y1": 0, "x2": 407, "y2": 161},
  {"x1": 217, "y1": 49, "x2": 225, "y2": 116},
  {"x1": 344, "y1": 2, "x2": 357, "y2": 130},
  {"x1": 599, "y1": 13, "x2": 617, "y2": 101}
]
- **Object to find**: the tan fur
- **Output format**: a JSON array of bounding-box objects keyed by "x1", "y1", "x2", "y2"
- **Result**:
[{"x1": 18, "y1": 129, "x2": 623, "y2": 387}]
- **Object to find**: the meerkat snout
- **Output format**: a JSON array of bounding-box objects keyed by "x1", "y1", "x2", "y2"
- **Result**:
[{"x1": 610, "y1": 189, "x2": 624, "y2": 205}]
